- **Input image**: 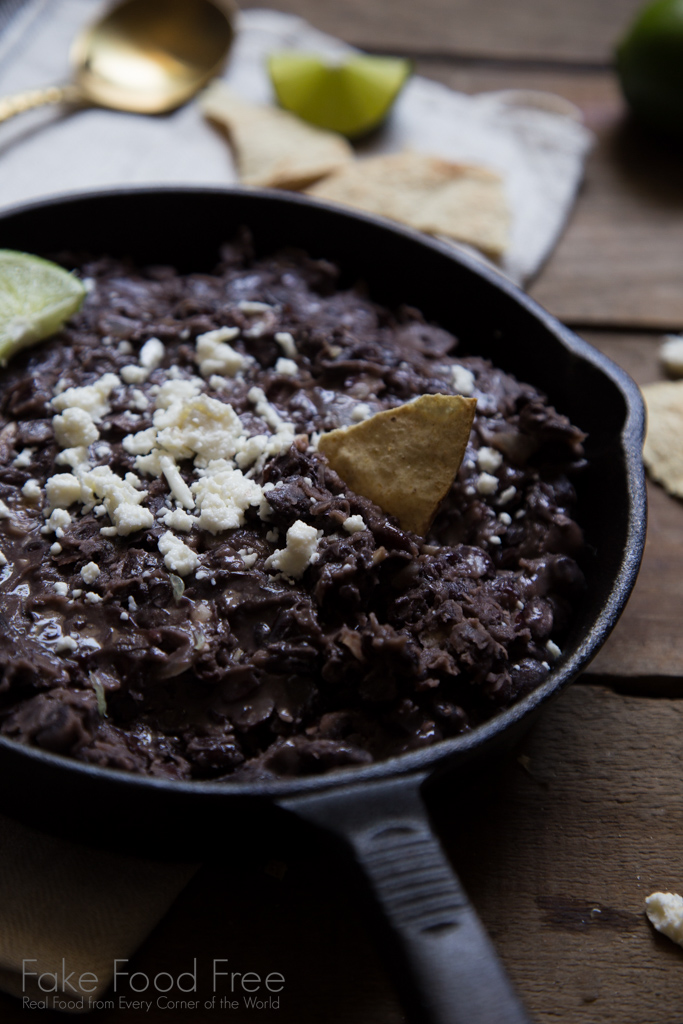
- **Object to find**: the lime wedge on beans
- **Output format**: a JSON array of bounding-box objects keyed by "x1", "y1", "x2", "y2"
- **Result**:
[
  {"x1": 0, "y1": 250, "x2": 86, "y2": 366},
  {"x1": 268, "y1": 52, "x2": 412, "y2": 139}
]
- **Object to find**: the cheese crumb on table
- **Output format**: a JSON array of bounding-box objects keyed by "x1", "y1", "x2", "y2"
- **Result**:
[
  {"x1": 645, "y1": 892, "x2": 683, "y2": 947},
  {"x1": 660, "y1": 335, "x2": 683, "y2": 378}
]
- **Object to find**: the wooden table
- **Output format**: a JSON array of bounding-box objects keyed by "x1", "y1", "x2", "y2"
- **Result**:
[{"x1": 3, "y1": 1, "x2": 683, "y2": 1022}]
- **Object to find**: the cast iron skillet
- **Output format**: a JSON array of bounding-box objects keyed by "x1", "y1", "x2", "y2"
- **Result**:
[{"x1": 0, "y1": 188, "x2": 646, "y2": 1024}]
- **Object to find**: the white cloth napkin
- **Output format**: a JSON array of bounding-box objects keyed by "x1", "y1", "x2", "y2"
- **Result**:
[{"x1": 0, "y1": 1, "x2": 593, "y2": 284}]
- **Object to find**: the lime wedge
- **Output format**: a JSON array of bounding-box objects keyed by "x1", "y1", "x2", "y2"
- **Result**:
[
  {"x1": 0, "y1": 250, "x2": 86, "y2": 366},
  {"x1": 268, "y1": 53, "x2": 412, "y2": 139}
]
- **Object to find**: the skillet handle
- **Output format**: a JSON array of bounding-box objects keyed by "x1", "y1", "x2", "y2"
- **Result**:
[{"x1": 280, "y1": 775, "x2": 532, "y2": 1024}]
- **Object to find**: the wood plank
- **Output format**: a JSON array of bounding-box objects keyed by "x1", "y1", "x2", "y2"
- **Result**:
[
  {"x1": 529, "y1": 116, "x2": 683, "y2": 329},
  {"x1": 1, "y1": 687, "x2": 680, "y2": 1024},
  {"x1": 408, "y1": 62, "x2": 683, "y2": 330},
  {"x1": 441, "y1": 685, "x2": 683, "y2": 1024},
  {"x1": 238, "y1": 0, "x2": 642, "y2": 64},
  {"x1": 574, "y1": 331, "x2": 683, "y2": 683}
]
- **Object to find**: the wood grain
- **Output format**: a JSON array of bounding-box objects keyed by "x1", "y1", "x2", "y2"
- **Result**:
[
  {"x1": 2, "y1": 688, "x2": 681, "y2": 1024},
  {"x1": 440, "y1": 685, "x2": 683, "y2": 1024},
  {"x1": 574, "y1": 331, "x2": 683, "y2": 683},
  {"x1": 238, "y1": 0, "x2": 642, "y2": 64}
]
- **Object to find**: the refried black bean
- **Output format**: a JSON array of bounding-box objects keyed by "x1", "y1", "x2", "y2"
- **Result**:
[{"x1": 0, "y1": 236, "x2": 586, "y2": 780}]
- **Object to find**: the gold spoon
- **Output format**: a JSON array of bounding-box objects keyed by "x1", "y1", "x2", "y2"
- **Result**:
[{"x1": 0, "y1": 0, "x2": 235, "y2": 124}]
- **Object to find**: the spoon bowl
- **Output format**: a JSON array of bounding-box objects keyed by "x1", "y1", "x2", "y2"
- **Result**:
[
  {"x1": 0, "y1": 0, "x2": 235, "y2": 124},
  {"x1": 71, "y1": 0, "x2": 235, "y2": 114}
]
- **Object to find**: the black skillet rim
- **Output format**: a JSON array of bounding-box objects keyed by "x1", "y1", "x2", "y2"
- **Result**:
[{"x1": 0, "y1": 185, "x2": 647, "y2": 799}]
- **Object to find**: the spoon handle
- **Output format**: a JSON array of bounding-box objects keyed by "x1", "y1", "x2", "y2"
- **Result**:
[{"x1": 0, "y1": 83, "x2": 82, "y2": 124}]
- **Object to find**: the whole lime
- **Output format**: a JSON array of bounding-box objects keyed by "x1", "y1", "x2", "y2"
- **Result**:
[{"x1": 616, "y1": 0, "x2": 683, "y2": 141}]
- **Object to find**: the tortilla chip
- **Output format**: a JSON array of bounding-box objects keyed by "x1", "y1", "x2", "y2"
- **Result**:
[
  {"x1": 306, "y1": 151, "x2": 509, "y2": 258},
  {"x1": 200, "y1": 82, "x2": 353, "y2": 190},
  {"x1": 318, "y1": 394, "x2": 477, "y2": 535},
  {"x1": 642, "y1": 380, "x2": 683, "y2": 497}
]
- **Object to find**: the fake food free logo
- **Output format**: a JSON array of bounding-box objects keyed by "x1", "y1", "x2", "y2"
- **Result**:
[{"x1": 21, "y1": 959, "x2": 285, "y2": 1013}]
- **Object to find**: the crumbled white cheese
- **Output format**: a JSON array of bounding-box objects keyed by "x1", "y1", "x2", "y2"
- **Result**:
[
  {"x1": 130, "y1": 388, "x2": 149, "y2": 411},
  {"x1": 157, "y1": 531, "x2": 199, "y2": 576},
  {"x1": 80, "y1": 561, "x2": 101, "y2": 585},
  {"x1": 121, "y1": 364, "x2": 148, "y2": 385},
  {"x1": 152, "y1": 393, "x2": 245, "y2": 465},
  {"x1": 71, "y1": 589, "x2": 83, "y2": 598},
  {"x1": 488, "y1": 535, "x2": 502, "y2": 545},
  {"x1": 42, "y1": 508, "x2": 71, "y2": 535},
  {"x1": 159, "y1": 455, "x2": 195, "y2": 509},
  {"x1": 0, "y1": 499, "x2": 10, "y2": 519},
  {"x1": 159, "y1": 508, "x2": 196, "y2": 532},
  {"x1": 351, "y1": 403, "x2": 372, "y2": 422},
  {"x1": 56, "y1": 635, "x2": 78, "y2": 653},
  {"x1": 73, "y1": 465, "x2": 153, "y2": 536},
  {"x1": 13, "y1": 447, "x2": 34, "y2": 469},
  {"x1": 154, "y1": 376, "x2": 203, "y2": 410},
  {"x1": 498, "y1": 512, "x2": 512, "y2": 526},
  {"x1": 122, "y1": 427, "x2": 156, "y2": 456},
  {"x1": 55, "y1": 445, "x2": 90, "y2": 474},
  {"x1": 238, "y1": 300, "x2": 271, "y2": 314},
  {"x1": 0, "y1": 549, "x2": 6, "y2": 566},
  {"x1": 110, "y1": 502, "x2": 155, "y2": 536},
  {"x1": 139, "y1": 337, "x2": 165, "y2": 370},
  {"x1": 94, "y1": 504, "x2": 106, "y2": 517},
  {"x1": 545, "y1": 639, "x2": 562, "y2": 661},
  {"x1": 84, "y1": 591, "x2": 103, "y2": 604},
  {"x1": 265, "y1": 520, "x2": 321, "y2": 579},
  {"x1": 21, "y1": 479, "x2": 42, "y2": 501},
  {"x1": 45, "y1": 473, "x2": 82, "y2": 510},
  {"x1": 239, "y1": 548, "x2": 258, "y2": 568},
  {"x1": 645, "y1": 893, "x2": 683, "y2": 947},
  {"x1": 451, "y1": 365, "x2": 475, "y2": 396},
  {"x1": 660, "y1": 335, "x2": 683, "y2": 378},
  {"x1": 477, "y1": 446, "x2": 503, "y2": 473},
  {"x1": 50, "y1": 542, "x2": 62, "y2": 556},
  {"x1": 191, "y1": 462, "x2": 263, "y2": 533},
  {"x1": 195, "y1": 327, "x2": 247, "y2": 378},
  {"x1": 53, "y1": 407, "x2": 99, "y2": 449},
  {"x1": 343, "y1": 514, "x2": 367, "y2": 534},
  {"x1": 248, "y1": 386, "x2": 288, "y2": 431},
  {"x1": 476, "y1": 473, "x2": 499, "y2": 496},
  {"x1": 52, "y1": 373, "x2": 120, "y2": 421},
  {"x1": 275, "y1": 332, "x2": 296, "y2": 358},
  {"x1": 499, "y1": 486, "x2": 517, "y2": 505},
  {"x1": 275, "y1": 357, "x2": 298, "y2": 377},
  {"x1": 54, "y1": 581, "x2": 69, "y2": 596}
]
